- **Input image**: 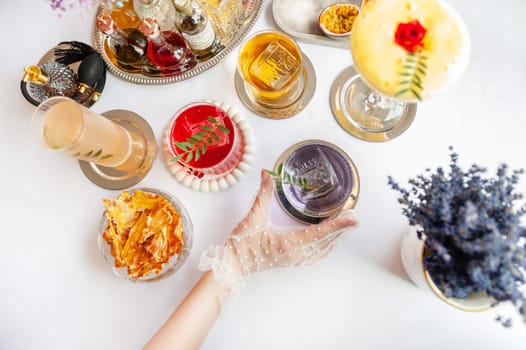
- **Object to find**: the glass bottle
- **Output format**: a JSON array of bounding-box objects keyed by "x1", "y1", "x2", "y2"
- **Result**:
[
  {"x1": 200, "y1": 0, "x2": 246, "y2": 41},
  {"x1": 96, "y1": 14, "x2": 148, "y2": 73},
  {"x1": 173, "y1": 0, "x2": 224, "y2": 61},
  {"x1": 133, "y1": 0, "x2": 177, "y2": 32},
  {"x1": 22, "y1": 62, "x2": 78, "y2": 104},
  {"x1": 138, "y1": 18, "x2": 196, "y2": 75},
  {"x1": 105, "y1": 0, "x2": 141, "y2": 30}
]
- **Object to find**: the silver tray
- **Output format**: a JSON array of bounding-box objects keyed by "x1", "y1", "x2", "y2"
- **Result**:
[
  {"x1": 272, "y1": 0, "x2": 363, "y2": 49},
  {"x1": 93, "y1": 0, "x2": 262, "y2": 85}
]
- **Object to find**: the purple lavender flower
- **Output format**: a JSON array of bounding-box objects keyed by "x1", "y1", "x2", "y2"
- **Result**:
[
  {"x1": 388, "y1": 147, "x2": 526, "y2": 327},
  {"x1": 47, "y1": 0, "x2": 105, "y2": 16}
]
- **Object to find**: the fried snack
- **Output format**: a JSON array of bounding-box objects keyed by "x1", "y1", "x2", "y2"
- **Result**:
[
  {"x1": 102, "y1": 190, "x2": 184, "y2": 279},
  {"x1": 320, "y1": 4, "x2": 359, "y2": 35}
]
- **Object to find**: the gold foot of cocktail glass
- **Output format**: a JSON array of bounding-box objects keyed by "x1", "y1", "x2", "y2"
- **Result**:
[
  {"x1": 331, "y1": 0, "x2": 470, "y2": 142},
  {"x1": 234, "y1": 30, "x2": 316, "y2": 119},
  {"x1": 31, "y1": 96, "x2": 157, "y2": 189}
]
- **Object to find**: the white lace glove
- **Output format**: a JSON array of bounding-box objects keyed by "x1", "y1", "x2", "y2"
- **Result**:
[{"x1": 199, "y1": 170, "x2": 358, "y2": 291}]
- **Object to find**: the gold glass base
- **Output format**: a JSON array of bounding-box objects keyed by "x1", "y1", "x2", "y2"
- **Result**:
[
  {"x1": 234, "y1": 52, "x2": 316, "y2": 119},
  {"x1": 330, "y1": 66, "x2": 417, "y2": 142},
  {"x1": 79, "y1": 110, "x2": 157, "y2": 190}
]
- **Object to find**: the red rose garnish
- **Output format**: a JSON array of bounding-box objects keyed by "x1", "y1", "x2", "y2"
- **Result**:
[{"x1": 394, "y1": 20, "x2": 427, "y2": 53}]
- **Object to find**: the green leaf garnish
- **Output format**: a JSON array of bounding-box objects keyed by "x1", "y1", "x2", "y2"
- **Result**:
[
  {"x1": 171, "y1": 116, "x2": 231, "y2": 164},
  {"x1": 411, "y1": 88, "x2": 422, "y2": 100},
  {"x1": 395, "y1": 89, "x2": 410, "y2": 97},
  {"x1": 172, "y1": 153, "x2": 185, "y2": 162},
  {"x1": 395, "y1": 50, "x2": 427, "y2": 101},
  {"x1": 217, "y1": 125, "x2": 230, "y2": 134},
  {"x1": 188, "y1": 137, "x2": 201, "y2": 144},
  {"x1": 265, "y1": 163, "x2": 310, "y2": 189},
  {"x1": 174, "y1": 141, "x2": 188, "y2": 151}
]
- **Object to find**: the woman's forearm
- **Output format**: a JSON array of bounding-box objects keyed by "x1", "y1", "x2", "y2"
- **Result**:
[{"x1": 144, "y1": 271, "x2": 230, "y2": 350}]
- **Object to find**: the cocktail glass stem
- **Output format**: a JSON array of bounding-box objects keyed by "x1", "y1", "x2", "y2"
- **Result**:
[
  {"x1": 330, "y1": 66, "x2": 417, "y2": 142},
  {"x1": 351, "y1": 75, "x2": 408, "y2": 132}
]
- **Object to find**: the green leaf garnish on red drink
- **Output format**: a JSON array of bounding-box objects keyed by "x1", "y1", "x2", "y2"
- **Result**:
[{"x1": 172, "y1": 116, "x2": 231, "y2": 163}]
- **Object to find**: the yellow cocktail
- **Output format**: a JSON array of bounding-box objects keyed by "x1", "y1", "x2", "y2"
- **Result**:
[
  {"x1": 331, "y1": 0, "x2": 471, "y2": 141},
  {"x1": 351, "y1": 0, "x2": 470, "y2": 101}
]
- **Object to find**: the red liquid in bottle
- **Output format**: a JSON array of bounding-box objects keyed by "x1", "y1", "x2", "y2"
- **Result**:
[
  {"x1": 170, "y1": 104, "x2": 238, "y2": 170},
  {"x1": 146, "y1": 31, "x2": 194, "y2": 71}
]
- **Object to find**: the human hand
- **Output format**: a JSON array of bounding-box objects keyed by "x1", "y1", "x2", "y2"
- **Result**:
[{"x1": 199, "y1": 170, "x2": 358, "y2": 291}]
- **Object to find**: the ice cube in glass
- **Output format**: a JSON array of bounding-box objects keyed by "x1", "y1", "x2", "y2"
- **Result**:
[{"x1": 248, "y1": 40, "x2": 300, "y2": 91}]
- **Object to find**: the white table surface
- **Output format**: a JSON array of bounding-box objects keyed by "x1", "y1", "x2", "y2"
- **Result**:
[{"x1": 2, "y1": 1, "x2": 526, "y2": 349}]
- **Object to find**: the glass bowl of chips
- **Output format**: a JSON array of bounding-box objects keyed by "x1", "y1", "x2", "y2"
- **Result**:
[{"x1": 98, "y1": 188, "x2": 193, "y2": 282}]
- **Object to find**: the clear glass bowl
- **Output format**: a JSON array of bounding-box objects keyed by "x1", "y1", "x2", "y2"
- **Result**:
[{"x1": 98, "y1": 187, "x2": 193, "y2": 283}]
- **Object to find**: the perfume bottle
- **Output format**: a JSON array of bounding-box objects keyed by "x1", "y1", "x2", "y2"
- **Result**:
[
  {"x1": 74, "y1": 52, "x2": 107, "y2": 106},
  {"x1": 139, "y1": 18, "x2": 196, "y2": 74},
  {"x1": 173, "y1": 0, "x2": 223, "y2": 61},
  {"x1": 133, "y1": 0, "x2": 177, "y2": 32},
  {"x1": 105, "y1": 0, "x2": 141, "y2": 30},
  {"x1": 21, "y1": 62, "x2": 78, "y2": 105},
  {"x1": 96, "y1": 14, "x2": 148, "y2": 73}
]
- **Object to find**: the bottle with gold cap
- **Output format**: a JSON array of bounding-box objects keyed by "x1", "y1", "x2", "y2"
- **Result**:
[
  {"x1": 21, "y1": 62, "x2": 78, "y2": 105},
  {"x1": 173, "y1": 0, "x2": 223, "y2": 61}
]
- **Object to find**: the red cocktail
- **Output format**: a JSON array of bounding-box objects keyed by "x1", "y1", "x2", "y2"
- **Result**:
[{"x1": 169, "y1": 102, "x2": 242, "y2": 179}]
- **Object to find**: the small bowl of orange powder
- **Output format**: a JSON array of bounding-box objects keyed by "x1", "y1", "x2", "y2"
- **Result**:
[{"x1": 318, "y1": 3, "x2": 360, "y2": 38}]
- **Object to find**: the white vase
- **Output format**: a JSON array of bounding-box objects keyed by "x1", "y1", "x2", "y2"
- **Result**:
[{"x1": 400, "y1": 227, "x2": 493, "y2": 312}]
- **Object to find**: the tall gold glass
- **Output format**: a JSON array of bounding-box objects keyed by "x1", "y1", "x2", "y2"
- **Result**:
[{"x1": 31, "y1": 96, "x2": 156, "y2": 188}]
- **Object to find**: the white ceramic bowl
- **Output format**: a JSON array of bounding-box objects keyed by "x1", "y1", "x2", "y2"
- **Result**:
[{"x1": 318, "y1": 3, "x2": 360, "y2": 38}]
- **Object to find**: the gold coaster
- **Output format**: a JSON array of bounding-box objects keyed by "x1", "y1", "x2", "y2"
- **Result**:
[
  {"x1": 330, "y1": 66, "x2": 417, "y2": 142},
  {"x1": 79, "y1": 110, "x2": 157, "y2": 190},
  {"x1": 234, "y1": 52, "x2": 316, "y2": 119}
]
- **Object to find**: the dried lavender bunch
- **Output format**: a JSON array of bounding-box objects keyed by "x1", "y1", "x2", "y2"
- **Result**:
[
  {"x1": 388, "y1": 147, "x2": 526, "y2": 327},
  {"x1": 47, "y1": 0, "x2": 98, "y2": 16}
]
